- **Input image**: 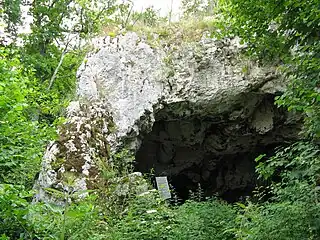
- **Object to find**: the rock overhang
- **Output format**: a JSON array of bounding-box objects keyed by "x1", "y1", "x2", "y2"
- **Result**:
[
  {"x1": 34, "y1": 32, "x2": 301, "y2": 202},
  {"x1": 135, "y1": 92, "x2": 301, "y2": 202}
]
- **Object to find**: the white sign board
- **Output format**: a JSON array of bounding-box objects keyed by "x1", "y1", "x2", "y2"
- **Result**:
[{"x1": 156, "y1": 176, "x2": 171, "y2": 200}]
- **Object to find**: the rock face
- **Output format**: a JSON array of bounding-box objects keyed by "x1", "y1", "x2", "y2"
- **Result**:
[
  {"x1": 35, "y1": 32, "x2": 300, "y2": 202},
  {"x1": 34, "y1": 101, "x2": 114, "y2": 202},
  {"x1": 136, "y1": 95, "x2": 300, "y2": 201}
]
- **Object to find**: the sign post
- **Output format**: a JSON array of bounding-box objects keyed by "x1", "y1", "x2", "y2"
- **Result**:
[{"x1": 155, "y1": 176, "x2": 171, "y2": 200}]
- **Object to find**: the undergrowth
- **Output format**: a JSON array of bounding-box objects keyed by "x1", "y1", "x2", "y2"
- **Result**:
[{"x1": 1, "y1": 0, "x2": 320, "y2": 239}]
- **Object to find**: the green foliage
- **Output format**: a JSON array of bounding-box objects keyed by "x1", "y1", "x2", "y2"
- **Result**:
[
  {"x1": 0, "y1": 48, "x2": 57, "y2": 187},
  {"x1": 275, "y1": 43, "x2": 320, "y2": 138},
  {"x1": 1, "y1": 1, "x2": 320, "y2": 239},
  {"x1": 20, "y1": 44, "x2": 84, "y2": 117},
  {"x1": 213, "y1": 1, "x2": 320, "y2": 239},
  {"x1": 113, "y1": 1, "x2": 161, "y2": 30},
  {"x1": 104, "y1": 190, "x2": 175, "y2": 240},
  {"x1": 28, "y1": 196, "x2": 101, "y2": 240},
  {"x1": 256, "y1": 142, "x2": 320, "y2": 184},
  {"x1": 243, "y1": 142, "x2": 320, "y2": 239},
  {"x1": 170, "y1": 199, "x2": 237, "y2": 240},
  {"x1": 216, "y1": 0, "x2": 320, "y2": 139},
  {"x1": 135, "y1": 7, "x2": 161, "y2": 27},
  {"x1": 0, "y1": 1, "x2": 117, "y2": 237},
  {"x1": 0, "y1": 0, "x2": 118, "y2": 188},
  {"x1": 255, "y1": 141, "x2": 320, "y2": 203},
  {"x1": 0, "y1": 0, "x2": 21, "y2": 40},
  {"x1": 235, "y1": 200, "x2": 320, "y2": 239},
  {"x1": 181, "y1": 0, "x2": 216, "y2": 17},
  {"x1": 112, "y1": 149, "x2": 135, "y2": 176},
  {"x1": 19, "y1": 0, "x2": 117, "y2": 115},
  {"x1": 25, "y1": 0, "x2": 116, "y2": 44},
  {"x1": 101, "y1": 195, "x2": 237, "y2": 240},
  {"x1": 0, "y1": 185, "x2": 102, "y2": 240},
  {"x1": 0, "y1": 184, "x2": 33, "y2": 239}
]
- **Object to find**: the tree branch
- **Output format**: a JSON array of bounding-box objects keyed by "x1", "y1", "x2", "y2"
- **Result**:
[{"x1": 47, "y1": 35, "x2": 73, "y2": 90}]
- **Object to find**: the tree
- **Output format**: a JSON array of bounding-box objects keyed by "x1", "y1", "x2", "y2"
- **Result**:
[
  {"x1": 216, "y1": 1, "x2": 320, "y2": 238},
  {"x1": 217, "y1": 0, "x2": 320, "y2": 138},
  {"x1": 0, "y1": 0, "x2": 118, "y2": 185},
  {"x1": 0, "y1": 0, "x2": 22, "y2": 44},
  {"x1": 181, "y1": 0, "x2": 216, "y2": 17},
  {"x1": 0, "y1": 47, "x2": 56, "y2": 187}
]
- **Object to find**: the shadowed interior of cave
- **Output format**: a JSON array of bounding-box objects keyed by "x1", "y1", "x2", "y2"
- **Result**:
[{"x1": 134, "y1": 96, "x2": 299, "y2": 203}]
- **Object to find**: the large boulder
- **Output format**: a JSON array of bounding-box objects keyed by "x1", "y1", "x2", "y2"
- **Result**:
[
  {"x1": 77, "y1": 32, "x2": 287, "y2": 147},
  {"x1": 35, "y1": 32, "x2": 300, "y2": 202}
]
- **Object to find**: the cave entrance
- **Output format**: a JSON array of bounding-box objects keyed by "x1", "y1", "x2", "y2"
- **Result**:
[{"x1": 134, "y1": 98, "x2": 299, "y2": 202}]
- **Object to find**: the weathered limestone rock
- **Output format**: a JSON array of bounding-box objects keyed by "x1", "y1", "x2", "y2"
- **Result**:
[
  {"x1": 76, "y1": 32, "x2": 287, "y2": 146},
  {"x1": 34, "y1": 101, "x2": 114, "y2": 202},
  {"x1": 35, "y1": 32, "x2": 301, "y2": 202},
  {"x1": 34, "y1": 99, "x2": 149, "y2": 202}
]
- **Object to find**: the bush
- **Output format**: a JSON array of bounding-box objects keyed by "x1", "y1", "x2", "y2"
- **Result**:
[
  {"x1": 0, "y1": 184, "x2": 33, "y2": 239},
  {"x1": 169, "y1": 199, "x2": 237, "y2": 240},
  {"x1": 28, "y1": 197, "x2": 102, "y2": 240},
  {"x1": 102, "y1": 190, "x2": 175, "y2": 240},
  {"x1": 235, "y1": 200, "x2": 320, "y2": 240},
  {"x1": 100, "y1": 195, "x2": 238, "y2": 240}
]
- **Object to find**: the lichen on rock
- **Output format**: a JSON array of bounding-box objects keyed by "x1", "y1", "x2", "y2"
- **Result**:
[{"x1": 34, "y1": 100, "x2": 115, "y2": 202}]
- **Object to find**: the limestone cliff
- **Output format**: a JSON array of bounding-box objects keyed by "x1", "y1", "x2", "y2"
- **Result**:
[{"x1": 34, "y1": 32, "x2": 301, "y2": 202}]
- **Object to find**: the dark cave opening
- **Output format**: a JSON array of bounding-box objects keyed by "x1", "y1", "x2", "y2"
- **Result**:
[
  {"x1": 167, "y1": 149, "x2": 273, "y2": 203},
  {"x1": 135, "y1": 122, "x2": 283, "y2": 202},
  {"x1": 134, "y1": 97, "x2": 300, "y2": 203}
]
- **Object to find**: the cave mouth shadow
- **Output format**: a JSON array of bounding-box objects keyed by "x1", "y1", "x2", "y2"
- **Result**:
[
  {"x1": 134, "y1": 115, "x2": 284, "y2": 203},
  {"x1": 167, "y1": 153, "x2": 260, "y2": 203},
  {"x1": 144, "y1": 148, "x2": 274, "y2": 204},
  {"x1": 134, "y1": 93, "x2": 297, "y2": 203}
]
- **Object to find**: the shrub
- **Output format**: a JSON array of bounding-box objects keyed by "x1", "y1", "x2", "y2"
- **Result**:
[
  {"x1": 235, "y1": 200, "x2": 320, "y2": 240},
  {"x1": 0, "y1": 184, "x2": 33, "y2": 239},
  {"x1": 169, "y1": 199, "x2": 237, "y2": 240}
]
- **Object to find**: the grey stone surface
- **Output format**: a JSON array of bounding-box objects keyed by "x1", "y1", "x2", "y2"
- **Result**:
[
  {"x1": 76, "y1": 32, "x2": 281, "y2": 150},
  {"x1": 34, "y1": 100, "x2": 114, "y2": 202},
  {"x1": 77, "y1": 33, "x2": 165, "y2": 149},
  {"x1": 35, "y1": 32, "x2": 301, "y2": 202}
]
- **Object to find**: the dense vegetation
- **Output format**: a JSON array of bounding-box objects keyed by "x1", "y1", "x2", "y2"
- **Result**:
[{"x1": 1, "y1": 0, "x2": 319, "y2": 239}]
